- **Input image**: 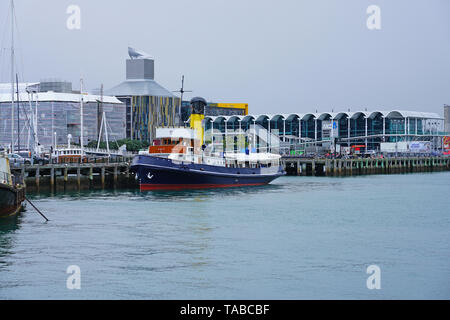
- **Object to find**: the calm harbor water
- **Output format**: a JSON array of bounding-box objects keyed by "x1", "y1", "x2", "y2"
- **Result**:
[{"x1": 0, "y1": 172, "x2": 449, "y2": 299}]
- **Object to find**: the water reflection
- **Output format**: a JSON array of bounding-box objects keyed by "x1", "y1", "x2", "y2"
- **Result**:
[
  {"x1": 27, "y1": 183, "x2": 285, "y2": 202},
  {"x1": 0, "y1": 210, "x2": 24, "y2": 269},
  {"x1": 0, "y1": 210, "x2": 23, "y2": 234}
]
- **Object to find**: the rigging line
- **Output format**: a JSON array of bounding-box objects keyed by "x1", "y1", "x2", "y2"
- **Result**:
[
  {"x1": 0, "y1": 4, "x2": 10, "y2": 54},
  {"x1": 12, "y1": 6, "x2": 26, "y2": 84},
  {"x1": 17, "y1": 94, "x2": 38, "y2": 150},
  {"x1": 0, "y1": 49, "x2": 7, "y2": 82},
  {"x1": 105, "y1": 116, "x2": 120, "y2": 150},
  {"x1": 0, "y1": 8, "x2": 11, "y2": 83}
]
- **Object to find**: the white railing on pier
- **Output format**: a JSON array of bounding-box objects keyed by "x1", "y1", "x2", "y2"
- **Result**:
[{"x1": 83, "y1": 147, "x2": 134, "y2": 157}]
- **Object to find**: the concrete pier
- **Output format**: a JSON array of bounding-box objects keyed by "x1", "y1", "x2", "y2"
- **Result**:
[{"x1": 281, "y1": 156, "x2": 450, "y2": 177}]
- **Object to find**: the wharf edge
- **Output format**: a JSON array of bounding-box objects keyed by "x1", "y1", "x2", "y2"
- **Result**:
[{"x1": 10, "y1": 156, "x2": 450, "y2": 194}]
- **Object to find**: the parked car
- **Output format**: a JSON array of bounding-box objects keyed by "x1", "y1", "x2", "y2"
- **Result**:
[
  {"x1": 16, "y1": 151, "x2": 34, "y2": 162},
  {"x1": 7, "y1": 153, "x2": 31, "y2": 166},
  {"x1": 32, "y1": 155, "x2": 50, "y2": 165},
  {"x1": 16, "y1": 151, "x2": 50, "y2": 165}
]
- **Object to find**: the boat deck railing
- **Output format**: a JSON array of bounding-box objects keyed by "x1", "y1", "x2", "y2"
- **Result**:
[
  {"x1": 0, "y1": 170, "x2": 11, "y2": 185},
  {"x1": 12, "y1": 173, "x2": 24, "y2": 186},
  {"x1": 1, "y1": 170, "x2": 24, "y2": 186}
]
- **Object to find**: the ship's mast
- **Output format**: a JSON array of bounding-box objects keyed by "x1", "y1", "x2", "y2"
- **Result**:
[
  {"x1": 10, "y1": 0, "x2": 15, "y2": 153},
  {"x1": 173, "y1": 75, "x2": 192, "y2": 126},
  {"x1": 179, "y1": 75, "x2": 185, "y2": 122}
]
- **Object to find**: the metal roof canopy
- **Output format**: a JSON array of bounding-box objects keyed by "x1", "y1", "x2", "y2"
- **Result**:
[
  {"x1": 0, "y1": 91, "x2": 123, "y2": 104},
  {"x1": 106, "y1": 79, "x2": 175, "y2": 98},
  {"x1": 204, "y1": 110, "x2": 443, "y2": 122}
]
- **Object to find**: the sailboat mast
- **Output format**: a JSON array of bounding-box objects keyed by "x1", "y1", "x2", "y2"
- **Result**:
[
  {"x1": 10, "y1": 0, "x2": 15, "y2": 153},
  {"x1": 16, "y1": 74, "x2": 20, "y2": 152},
  {"x1": 80, "y1": 78, "x2": 84, "y2": 157}
]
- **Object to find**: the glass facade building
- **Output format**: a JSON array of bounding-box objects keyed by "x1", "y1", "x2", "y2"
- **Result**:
[
  {"x1": 130, "y1": 95, "x2": 180, "y2": 141},
  {"x1": 0, "y1": 92, "x2": 126, "y2": 150},
  {"x1": 203, "y1": 110, "x2": 445, "y2": 154}
]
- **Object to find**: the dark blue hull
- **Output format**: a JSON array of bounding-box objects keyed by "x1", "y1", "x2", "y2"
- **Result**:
[
  {"x1": 130, "y1": 154, "x2": 285, "y2": 190},
  {"x1": 0, "y1": 183, "x2": 25, "y2": 218}
]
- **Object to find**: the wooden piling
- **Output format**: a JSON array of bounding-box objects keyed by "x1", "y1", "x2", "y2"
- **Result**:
[
  {"x1": 50, "y1": 167, "x2": 55, "y2": 191},
  {"x1": 77, "y1": 166, "x2": 81, "y2": 191},
  {"x1": 64, "y1": 167, "x2": 68, "y2": 192},
  {"x1": 113, "y1": 165, "x2": 118, "y2": 188},
  {"x1": 101, "y1": 167, "x2": 105, "y2": 189},
  {"x1": 89, "y1": 165, "x2": 93, "y2": 189},
  {"x1": 35, "y1": 166, "x2": 40, "y2": 193}
]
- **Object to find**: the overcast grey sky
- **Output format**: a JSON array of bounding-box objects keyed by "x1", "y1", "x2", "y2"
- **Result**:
[{"x1": 0, "y1": 0, "x2": 449, "y2": 115}]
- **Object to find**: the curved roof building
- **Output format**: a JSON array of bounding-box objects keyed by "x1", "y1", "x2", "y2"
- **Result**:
[
  {"x1": 203, "y1": 110, "x2": 443, "y2": 123},
  {"x1": 199, "y1": 109, "x2": 445, "y2": 154}
]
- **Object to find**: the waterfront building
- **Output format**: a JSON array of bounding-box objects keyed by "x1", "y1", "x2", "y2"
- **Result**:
[
  {"x1": 0, "y1": 82, "x2": 39, "y2": 94},
  {"x1": 38, "y1": 80, "x2": 73, "y2": 93},
  {"x1": 106, "y1": 48, "x2": 181, "y2": 142},
  {"x1": 0, "y1": 81, "x2": 125, "y2": 150},
  {"x1": 201, "y1": 110, "x2": 445, "y2": 154},
  {"x1": 445, "y1": 105, "x2": 450, "y2": 134}
]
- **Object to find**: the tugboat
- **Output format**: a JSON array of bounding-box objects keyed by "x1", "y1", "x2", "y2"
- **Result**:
[
  {"x1": 0, "y1": 153, "x2": 26, "y2": 218},
  {"x1": 131, "y1": 97, "x2": 285, "y2": 190}
]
